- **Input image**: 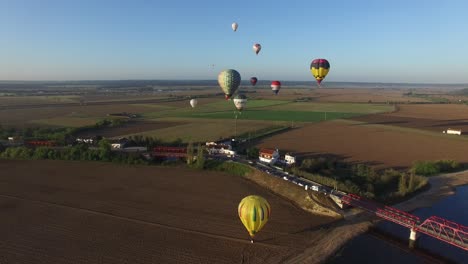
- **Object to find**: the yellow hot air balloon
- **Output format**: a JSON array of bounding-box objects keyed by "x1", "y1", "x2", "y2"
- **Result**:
[
  {"x1": 310, "y1": 58, "x2": 330, "y2": 86},
  {"x1": 238, "y1": 195, "x2": 270, "y2": 243}
]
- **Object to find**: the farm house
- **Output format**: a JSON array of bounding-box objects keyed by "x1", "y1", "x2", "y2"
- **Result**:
[
  {"x1": 259, "y1": 148, "x2": 279, "y2": 164},
  {"x1": 444, "y1": 129, "x2": 462, "y2": 135}
]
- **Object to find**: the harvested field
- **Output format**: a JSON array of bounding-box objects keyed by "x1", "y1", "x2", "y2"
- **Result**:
[
  {"x1": 256, "y1": 120, "x2": 468, "y2": 169},
  {"x1": 75, "y1": 120, "x2": 186, "y2": 138},
  {"x1": 128, "y1": 118, "x2": 281, "y2": 142},
  {"x1": 353, "y1": 104, "x2": 468, "y2": 133},
  {"x1": 0, "y1": 160, "x2": 336, "y2": 264},
  {"x1": 0, "y1": 104, "x2": 158, "y2": 128}
]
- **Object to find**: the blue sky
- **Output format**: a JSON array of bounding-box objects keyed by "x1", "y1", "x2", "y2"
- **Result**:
[{"x1": 1, "y1": 0, "x2": 467, "y2": 83}]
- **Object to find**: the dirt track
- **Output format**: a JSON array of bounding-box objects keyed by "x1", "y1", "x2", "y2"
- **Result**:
[{"x1": 0, "y1": 160, "x2": 336, "y2": 264}]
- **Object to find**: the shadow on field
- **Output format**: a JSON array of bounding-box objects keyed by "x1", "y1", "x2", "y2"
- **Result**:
[
  {"x1": 430, "y1": 120, "x2": 468, "y2": 127},
  {"x1": 351, "y1": 120, "x2": 409, "y2": 126}
]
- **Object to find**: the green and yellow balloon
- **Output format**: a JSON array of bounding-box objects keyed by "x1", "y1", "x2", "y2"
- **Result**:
[
  {"x1": 218, "y1": 69, "x2": 241, "y2": 100},
  {"x1": 238, "y1": 195, "x2": 270, "y2": 243}
]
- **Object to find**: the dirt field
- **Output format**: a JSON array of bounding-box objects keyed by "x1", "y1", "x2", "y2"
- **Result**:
[
  {"x1": 256, "y1": 120, "x2": 468, "y2": 169},
  {"x1": 0, "y1": 160, "x2": 336, "y2": 264},
  {"x1": 353, "y1": 104, "x2": 468, "y2": 133},
  {"x1": 75, "y1": 120, "x2": 186, "y2": 138}
]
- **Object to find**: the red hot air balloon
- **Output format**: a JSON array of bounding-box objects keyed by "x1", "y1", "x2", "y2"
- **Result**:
[
  {"x1": 253, "y1": 43, "x2": 261, "y2": 55},
  {"x1": 250, "y1": 77, "x2": 258, "y2": 86},
  {"x1": 271, "y1": 81, "x2": 281, "y2": 95}
]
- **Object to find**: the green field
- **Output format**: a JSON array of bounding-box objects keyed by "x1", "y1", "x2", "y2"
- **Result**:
[
  {"x1": 181, "y1": 110, "x2": 358, "y2": 122},
  {"x1": 142, "y1": 99, "x2": 393, "y2": 122}
]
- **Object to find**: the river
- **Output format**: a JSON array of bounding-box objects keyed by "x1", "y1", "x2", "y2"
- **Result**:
[{"x1": 328, "y1": 185, "x2": 468, "y2": 264}]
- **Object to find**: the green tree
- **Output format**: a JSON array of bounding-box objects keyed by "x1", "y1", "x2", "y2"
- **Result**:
[
  {"x1": 408, "y1": 172, "x2": 415, "y2": 192},
  {"x1": 398, "y1": 173, "x2": 407, "y2": 195},
  {"x1": 98, "y1": 139, "x2": 112, "y2": 161},
  {"x1": 246, "y1": 147, "x2": 259, "y2": 159},
  {"x1": 196, "y1": 144, "x2": 205, "y2": 169},
  {"x1": 186, "y1": 141, "x2": 194, "y2": 165}
]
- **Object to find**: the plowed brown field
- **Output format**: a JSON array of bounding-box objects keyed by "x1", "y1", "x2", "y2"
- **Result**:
[
  {"x1": 0, "y1": 160, "x2": 335, "y2": 264},
  {"x1": 353, "y1": 104, "x2": 468, "y2": 133},
  {"x1": 257, "y1": 120, "x2": 468, "y2": 169}
]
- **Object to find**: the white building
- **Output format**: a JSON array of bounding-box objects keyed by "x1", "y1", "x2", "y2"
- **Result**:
[
  {"x1": 76, "y1": 138, "x2": 94, "y2": 144},
  {"x1": 259, "y1": 148, "x2": 279, "y2": 165},
  {"x1": 284, "y1": 153, "x2": 296, "y2": 165},
  {"x1": 206, "y1": 142, "x2": 235, "y2": 156},
  {"x1": 444, "y1": 129, "x2": 462, "y2": 135}
]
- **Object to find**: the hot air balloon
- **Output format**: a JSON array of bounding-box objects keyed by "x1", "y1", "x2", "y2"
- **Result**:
[
  {"x1": 189, "y1": 99, "x2": 198, "y2": 108},
  {"x1": 232, "y1": 22, "x2": 238, "y2": 32},
  {"x1": 253, "y1": 43, "x2": 261, "y2": 55},
  {"x1": 233, "y1": 94, "x2": 247, "y2": 112},
  {"x1": 310, "y1": 59, "x2": 330, "y2": 86},
  {"x1": 238, "y1": 195, "x2": 270, "y2": 243},
  {"x1": 271, "y1": 81, "x2": 281, "y2": 95},
  {"x1": 218, "y1": 69, "x2": 241, "y2": 100},
  {"x1": 250, "y1": 77, "x2": 258, "y2": 86}
]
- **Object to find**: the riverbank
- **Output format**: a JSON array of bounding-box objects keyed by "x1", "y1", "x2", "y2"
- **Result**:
[
  {"x1": 254, "y1": 168, "x2": 468, "y2": 263},
  {"x1": 395, "y1": 169, "x2": 468, "y2": 212}
]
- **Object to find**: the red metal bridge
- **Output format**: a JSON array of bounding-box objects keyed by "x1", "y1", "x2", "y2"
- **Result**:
[{"x1": 341, "y1": 193, "x2": 468, "y2": 251}]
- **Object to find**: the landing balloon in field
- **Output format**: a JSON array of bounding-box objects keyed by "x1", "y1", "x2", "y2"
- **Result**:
[
  {"x1": 310, "y1": 59, "x2": 330, "y2": 86},
  {"x1": 233, "y1": 94, "x2": 247, "y2": 112},
  {"x1": 253, "y1": 43, "x2": 261, "y2": 55},
  {"x1": 271, "y1": 81, "x2": 281, "y2": 95},
  {"x1": 250, "y1": 77, "x2": 258, "y2": 86},
  {"x1": 189, "y1": 99, "x2": 198, "y2": 108},
  {"x1": 238, "y1": 195, "x2": 270, "y2": 242},
  {"x1": 232, "y1": 22, "x2": 238, "y2": 32},
  {"x1": 218, "y1": 69, "x2": 241, "y2": 100}
]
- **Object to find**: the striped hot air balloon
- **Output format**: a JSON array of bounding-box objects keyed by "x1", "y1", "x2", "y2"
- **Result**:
[
  {"x1": 310, "y1": 59, "x2": 330, "y2": 86},
  {"x1": 218, "y1": 69, "x2": 241, "y2": 100},
  {"x1": 238, "y1": 195, "x2": 270, "y2": 243},
  {"x1": 271, "y1": 80, "x2": 281, "y2": 95}
]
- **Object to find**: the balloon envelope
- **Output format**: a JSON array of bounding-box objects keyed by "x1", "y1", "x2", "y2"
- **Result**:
[
  {"x1": 310, "y1": 59, "x2": 330, "y2": 85},
  {"x1": 250, "y1": 77, "x2": 258, "y2": 86},
  {"x1": 233, "y1": 94, "x2": 247, "y2": 111},
  {"x1": 189, "y1": 99, "x2": 198, "y2": 108},
  {"x1": 271, "y1": 81, "x2": 281, "y2": 95},
  {"x1": 253, "y1": 43, "x2": 261, "y2": 55},
  {"x1": 232, "y1": 22, "x2": 238, "y2": 32},
  {"x1": 238, "y1": 195, "x2": 270, "y2": 238},
  {"x1": 218, "y1": 69, "x2": 241, "y2": 100}
]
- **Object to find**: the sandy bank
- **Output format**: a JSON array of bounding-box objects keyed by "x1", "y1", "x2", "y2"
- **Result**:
[{"x1": 395, "y1": 169, "x2": 468, "y2": 212}]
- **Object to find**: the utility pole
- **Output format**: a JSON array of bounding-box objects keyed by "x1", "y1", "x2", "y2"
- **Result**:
[{"x1": 234, "y1": 112, "x2": 238, "y2": 140}]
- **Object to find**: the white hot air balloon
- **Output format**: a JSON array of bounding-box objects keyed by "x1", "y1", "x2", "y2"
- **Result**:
[
  {"x1": 190, "y1": 99, "x2": 198, "y2": 108},
  {"x1": 232, "y1": 22, "x2": 238, "y2": 32},
  {"x1": 233, "y1": 94, "x2": 247, "y2": 112}
]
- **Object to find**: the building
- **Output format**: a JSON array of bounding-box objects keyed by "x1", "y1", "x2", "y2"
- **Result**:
[
  {"x1": 205, "y1": 142, "x2": 236, "y2": 156},
  {"x1": 76, "y1": 137, "x2": 95, "y2": 144},
  {"x1": 111, "y1": 138, "x2": 130, "y2": 149},
  {"x1": 259, "y1": 148, "x2": 279, "y2": 164},
  {"x1": 444, "y1": 129, "x2": 462, "y2": 136},
  {"x1": 284, "y1": 153, "x2": 296, "y2": 165},
  {"x1": 152, "y1": 146, "x2": 187, "y2": 158}
]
